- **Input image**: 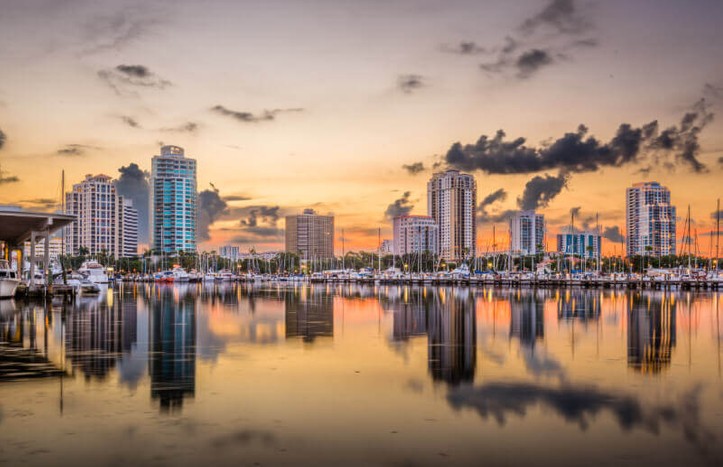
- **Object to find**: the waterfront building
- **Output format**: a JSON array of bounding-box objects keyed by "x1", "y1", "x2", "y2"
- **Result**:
[
  {"x1": 65, "y1": 174, "x2": 138, "y2": 258},
  {"x1": 625, "y1": 181, "x2": 676, "y2": 257},
  {"x1": 510, "y1": 210, "x2": 545, "y2": 256},
  {"x1": 380, "y1": 239, "x2": 393, "y2": 255},
  {"x1": 151, "y1": 145, "x2": 197, "y2": 255},
  {"x1": 23, "y1": 236, "x2": 63, "y2": 261},
  {"x1": 392, "y1": 215, "x2": 438, "y2": 256},
  {"x1": 219, "y1": 245, "x2": 240, "y2": 262},
  {"x1": 120, "y1": 198, "x2": 139, "y2": 257},
  {"x1": 284, "y1": 209, "x2": 334, "y2": 260},
  {"x1": 556, "y1": 228, "x2": 602, "y2": 259},
  {"x1": 427, "y1": 170, "x2": 476, "y2": 262}
]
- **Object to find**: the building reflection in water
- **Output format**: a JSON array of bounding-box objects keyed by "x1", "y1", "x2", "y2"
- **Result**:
[
  {"x1": 149, "y1": 287, "x2": 196, "y2": 412},
  {"x1": 64, "y1": 293, "x2": 137, "y2": 381},
  {"x1": 285, "y1": 287, "x2": 333, "y2": 342},
  {"x1": 627, "y1": 293, "x2": 676, "y2": 374},
  {"x1": 427, "y1": 288, "x2": 476, "y2": 385},
  {"x1": 557, "y1": 290, "x2": 601, "y2": 322},
  {"x1": 509, "y1": 291, "x2": 544, "y2": 348},
  {"x1": 391, "y1": 288, "x2": 427, "y2": 342}
]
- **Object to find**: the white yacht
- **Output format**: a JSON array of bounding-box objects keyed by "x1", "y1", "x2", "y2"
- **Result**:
[
  {"x1": 78, "y1": 260, "x2": 110, "y2": 284},
  {"x1": 0, "y1": 260, "x2": 20, "y2": 299},
  {"x1": 171, "y1": 266, "x2": 190, "y2": 282}
]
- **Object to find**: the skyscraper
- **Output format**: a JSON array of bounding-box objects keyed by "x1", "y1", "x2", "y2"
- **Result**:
[
  {"x1": 65, "y1": 174, "x2": 138, "y2": 257},
  {"x1": 556, "y1": 228, "x2": 602, "y2": 259},
  {"x1": 151, "y1": 145, "x2": 197, "y2": 254},
  {"x1": 510, "y1": 210, "x2": 545, "y2": 256},
  {"x1": 625, "y1": 181, "x2": 676, "y2": 257},
  {"x1": 392, "y1": 215, "x2": 438, "y2": 256},
  {"x1": 427, "y1": 170, "x2": 476, "y2": 262},
  {"x1": 285, "y1": 209, "x2": 334, "y2": 260}
]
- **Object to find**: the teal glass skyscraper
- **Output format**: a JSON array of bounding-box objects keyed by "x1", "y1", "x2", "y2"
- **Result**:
[{"x1": 151, "y1": 145, "x2": 197, "y2": 254}]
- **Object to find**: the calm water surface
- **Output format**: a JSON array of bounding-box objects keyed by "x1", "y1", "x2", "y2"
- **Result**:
[{"x1": 0, "y1": 284, "x2": 722, "y2": 466}]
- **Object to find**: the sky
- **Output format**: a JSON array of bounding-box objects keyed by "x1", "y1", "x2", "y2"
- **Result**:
[{"x1": 0, "y1": 0, "x2": 722, "y2": 255}]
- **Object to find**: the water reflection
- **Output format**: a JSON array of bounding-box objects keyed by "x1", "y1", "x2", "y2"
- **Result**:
[
  {"x1": 149, "y1": 286, "x2": 196, "y2": 412},
  {"x1": 510, "y1": 291, "x2": 544, "y2": 348},
  {"x1": 628, "y1": 292, "x2": 676, "y2": 374},
  {"x1": 285, "y1": 287, "x2": 333, "y2": 342}
]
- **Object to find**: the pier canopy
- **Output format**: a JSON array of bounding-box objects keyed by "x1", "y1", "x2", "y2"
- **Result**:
[{"x1": 0, "y1": 206, "x2": 74, "y2": 245}]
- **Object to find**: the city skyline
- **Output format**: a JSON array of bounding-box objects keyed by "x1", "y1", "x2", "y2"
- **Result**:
[{"x1": 0, "y1": 0, "x2": 722, "y2": 254}]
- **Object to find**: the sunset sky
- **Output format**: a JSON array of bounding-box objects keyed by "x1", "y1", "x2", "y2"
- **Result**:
[{"x1": 0, "y1": 0, "x2": 722, "y2": 255}]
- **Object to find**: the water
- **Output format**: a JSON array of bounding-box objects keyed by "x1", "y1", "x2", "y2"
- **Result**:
[{"x1": 0, "y1": 283, "x2": 721, "y2": 466}]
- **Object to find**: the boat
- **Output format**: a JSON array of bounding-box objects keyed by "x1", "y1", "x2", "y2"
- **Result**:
[
  {"x1": 171, "y1": 266, "x2": 190, "y2": 282},
  {"x1": 78, "y1": 260, "x2": 110, "y2": 284},
  {"x1": 0, "y1": 259, "x2": 20, "y2": 299}
]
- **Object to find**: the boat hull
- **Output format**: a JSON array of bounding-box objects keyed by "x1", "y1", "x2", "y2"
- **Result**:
[{"x1": 0, "y1": 278, "x2": 20, "y2": 298}]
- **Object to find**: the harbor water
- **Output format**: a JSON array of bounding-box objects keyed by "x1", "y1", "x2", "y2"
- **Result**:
[{"x1": 1, "y1": 283, "x2": 722, "y2": 466}]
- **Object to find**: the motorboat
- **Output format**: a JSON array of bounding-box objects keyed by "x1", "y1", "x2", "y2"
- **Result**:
[
  {"x1": 78, "y1": 260, "x2": 110, "y2": 284},
  {"x1": 0, "y1": 259, "x2": 20, "y2": 299},
  {"x1": 171, "y1": 266, "x2": 190, "y2": 282}
]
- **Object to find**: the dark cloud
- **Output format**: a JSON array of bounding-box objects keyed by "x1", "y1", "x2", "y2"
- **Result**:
[
  {"x1": 19, "y1": 198, "x2": 58, "y2": 210},
  {"x1": 161, "y1": 122, "x2": 198, "y2": 133},
  {"x1": 98, "y1": 65, "x2": 171, "y2": 95},
  {"x1": 0, "y1": 164, "x2": 19, "y2": 185},
  {"x1": 56, "y1": 144, "x2": 97, "y2": 157},
  {"x1": 711, "y1": 210, "x2": 723, "y2": 221},
  {"x1": 402, "y1": 162, "x2": 425, "y2": 175},
  {"x1": 603, "y1": 226, "x2": 624, "y2": 243},
  {"x1": 445, "y1": 101, "x2": 713, "y2": 175},
  {"x1": 478, "y1": 0, "x2": 596, "y2": 80},
  {"x1": 520, "y1": 0, "x2": 590, "y2": 36},
  {"x1": 703, "y1": 83, "x2": 723, "y2": 101},
  {"x1": 114, "y1": 163, "x2": 150, "y2": 243},
  {"x1": 477, "y1": 188, "x2": 512, "y2": 223},
  {"x1": 397, "y1": 74, "x2": 426, "y2": 94},
  {"x1": 384, "y1": 191, "x2": 414, "y2": 219},
  {"x1": 226, "y1": 205, "x2": 285, "y2": 244},
  {"x1": 517, "y1": 173, "x2": 567, "y2": 211},
  {"x1": 198, "y1": 183, "x2": 229, "y2": 242},
  {"x1": 718, "y1": 156, "x2": 723, "y2": 166},
  {"x1": 478, "y1": 188, "x2": 508, "y2": 212},
  {"x1": 442, "y1": 41, "x2": 486, "y2": 55},
  {"x1": 119, "y1": 116, "x2": 140, "y2": 128},
  {"x1": 516, "y1": 49, "x2": 554, "y2": 79},
  {"x1": 211, "y1": 105, "x2": 304, "y2": 123},
  {"x1": 222, "y1": 194, "x2": 252, "y2": 202},
  {"x1": 0, "y1": 127, "x2": 5, "y2": 150},
  {"x1": 240, "y1": 206, "x2": 281, "y2": 228}
]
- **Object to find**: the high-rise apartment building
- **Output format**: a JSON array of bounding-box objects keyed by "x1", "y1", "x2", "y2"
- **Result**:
[
  {"x1": 392, "y1": 215, "x2": 438, "y2": 256},
  {"x1": 65, "y1": 174, "x2": 138, "y2": 257},
  {"x1": 625, "y1": 182, "x2": 676, "y2": 257},
  {"x1": 151, "y1": 145, "x2": 197, "y2": 254},
  {"x1": 510, "y1": 210, "x2": 545, "y2": 256},
  {"x1": 427, "y1": 170, "x2": 476, "y2": 262},
  {"x1": 556, "y1": 228, "x2": 602, "y2": 259},
  {"x1": 219, "y1": 245, "x2": 240, "y2": 262},
  {"x1": 285, "y1": 209, "x2": 334, "y2": 259}
]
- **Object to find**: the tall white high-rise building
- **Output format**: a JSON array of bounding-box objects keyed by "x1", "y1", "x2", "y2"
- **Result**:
[
  {"x1": 151, "y1": 145, "x2": 198, "y2": 254},
  {"x1": 120, "y1": 198, "x2": 139, "y2": 257},
  {"x1": 510, "y1": 210, "x2": 545, "y2": 256},
  {"x1": 626, "y1": 181, "x2": 676, "y2": 257},
  {"x1": 65, "y1": 174, "x2": 138, "y2": 257},
  {"x1": 393, "y1": 215, "x2": 438, "y2": 256},
  {"x1": 427, "y1": 170, "x2": 476, "y2": 262}
]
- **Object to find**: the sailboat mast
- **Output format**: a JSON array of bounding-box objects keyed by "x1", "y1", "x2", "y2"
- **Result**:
[{"x1": 717, "y1": 198, "x2": 721, "y2": 271}]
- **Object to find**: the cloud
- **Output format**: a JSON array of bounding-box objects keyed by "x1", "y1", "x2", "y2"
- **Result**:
[
  {"x1": 397, "y1": 74, "x2": 426, "y2": 93},
  {"x1": 711, "y1": 210, "x2": 723, "y2": 221},
  {"x1": 478, "y1": 0, "x2": 596, "y2": 80},
  {"x1": 445, "y1": 101, "x2": 713, "y2": 175},
  {"x1": 520, "y1": 0, "x2": 591, "y2": 36},
  {"x1": 517, "y1": 173, "x2": 568, "y2": 211},
  {"x1": 119, "y1": 116, "x2": 141, "y2": 128},
  {"x1": 222, "y1": 194, "x2": 252, "y2": 202},
  {"x1": 240, "y1": 205, "x2": 281, "y2": 228},
  {"x1": 82, "y1": 8, "x2": 159, "y2": 55},
  {"x1": 198, "y1": 183, "x2": 229, "y2": 242},
  {"x1": 114, "y1": 163, "x2": 150, "y2": 243},
  {"x1": 98, "y1": 65, "x2": 171, "y2": 95},
  {"x1": 211, "y1": 105, "x2": 304, "y2": 123},
  {"x1": 0, "y1": 127, "x2": 5, "y2": 150},
  {"x1": 0, "y1": 165, "x2": 19, "y2": 185},
  {"x1": 603, "y1": 226, "x2": 624, "y2": 243},
  {"x1": 18, "y1": 198, "x2": 58, "y2": 210},
  {"x1": 477, "y1": 188, "x2": 514, "y2": 223},
  {"x1": 402, "y1": 162, "x2": 425, "y2": 175},
  {"x1": 442, "y1": 41, "x2": 486, "y2": 55},
  {"x1": 703, "y1": 83, "x2": 723, "y2": 101},
  {"x1": 56, "y1": 144, "x2": 98, "y2": 157},
  {"x1": 384, "y1": 191, "x2": 414, "y2": 219},
  {"x1": 225, "y1": 205, "x2": 286, "y2": 244},
  {"x1": 161, "y1": 122, "x2": 198, "y2": 133},
  {"x1": 718, "y1": 156, "x2": 723, "y2": 166},
  {"x1": 516, "y1": 48, "x2": 554, "y2": 79}
]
